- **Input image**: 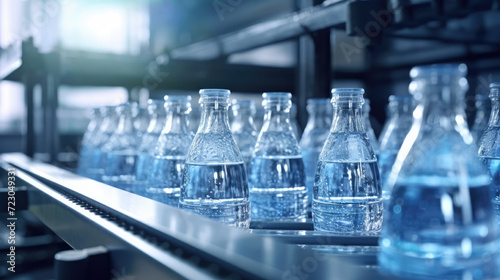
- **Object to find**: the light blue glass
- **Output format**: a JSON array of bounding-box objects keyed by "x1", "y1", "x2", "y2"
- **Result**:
[
  {"x1": 147, "y1": 95, "x2": 193, "y2": 206},
  {"x1": 313, "y1": 88, "x2": 382, "y2": 233},
  {"x1": 134, "y1": 99, "x2": 166, "y2": 196},
  {"x1": 379, "y1": 64, "x2": 500, "y2": 279},
  {"x1": 230, "y1": 99, "x2": 258, "y2": 171},
  {"x1": 363, "y1": 99, "x2": 380, "y2": 155},
  {"x1": 134, "y1": 107, "x2": 150, "y2": 139},
  {"x1": 472, "y1": 91, "x2": 492, "y2": 142},
  {"x1": 102, "y1": 103, "x2": 141, "y2": 192},
  {"x1": 180, "y1": 89, "x2": 250, "y2": 228},
  {"x1": 378, "y1": 95, "x2": 414, "y2": 202},
  {"x1": 85, "y1": 106, "x2": 118, "y2": 181},
  {"x1": 249, "y1": 92, "x2": 308, "y2": 221},
  {"x1": 479, "y1": 83, "x2": 500, "y2": 224},
  {"x1": 77, "y1": 108, "x2": 103, "y2": 177},
  {"x1": 299, "y1": 98, "x2": 332, "y2": 206}
]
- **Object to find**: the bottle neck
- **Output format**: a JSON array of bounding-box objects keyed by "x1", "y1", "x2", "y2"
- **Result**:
[
  {"x1": 305, "y1": 109, "x2": 331, "y2": 130},
  {"x1": 117, "y1": 112, "x2": 135, "y2": 133},
  {"x1": 162, "y1": 110, "x2": 190, "y2": 134},
  {"x1": 330, "y1": 104, "x2": 364, "y2": 133},
  {"x1": 198, "y1": 104, "x2": 231, "y2": 133},
  {"x1": 262, "y1": 107, "x2": 292, "y2": 132},
  {"x1": 489, "y1": 98, "x2": 500, "y2": 127},
  {"x1": 417, "y1": 82, "x2": 468, "y2": 132},
  {"x1": 232, "y1": 110, "x2": 256, "y2": 132},
  {"x1": 148, "y1": 112, "x2": 166, "y2": 134}
]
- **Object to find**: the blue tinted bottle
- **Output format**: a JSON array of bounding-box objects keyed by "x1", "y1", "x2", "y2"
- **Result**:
[
  {"x1": 148, "y1": 95, "x2": 193, "y2": 206},
  {"x1": 479, "y1": 83, "x2": 500, "y2": 223},
  {"x1": 102, "y1": 103, "x2": 141, "y2": 192},
  {"x1": 379, "y1": 64, "x2": 499, "y2": 279},
  {"x1": 313, "y1": 88, "x2": 382, "y2": 233},
  {"x1": 249, "y1": 92, "x2": 308, "y2": 221},
  {"x1": 299, "y1": 98, "x2": 332, "y2": 205},
  {"x1": 77, "y1": 108, "x2": 103, "y2": 177},
  {"x1": 378, "y1": 95, "x2": 414, "y2": 201},
  {"x1": 134, "y1": 99, "x2": 166, "y2": 196},
  {"x1": 231, "y1": 100, "x2": 258, "y2": 171},
  {"x1": 180, "y1": 89, "x2": 250, "y2": 228},
  {"x1": 86, "y1": 106, "x2": 118, "y2": 181}
]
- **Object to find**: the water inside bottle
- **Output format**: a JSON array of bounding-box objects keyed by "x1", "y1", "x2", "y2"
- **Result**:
[
  {"x1": 180, "y1": 162, "x2": 250, "y2": 228},
  {"x1": 313, "y1": 160, "x2": 382, "y2": 232}
]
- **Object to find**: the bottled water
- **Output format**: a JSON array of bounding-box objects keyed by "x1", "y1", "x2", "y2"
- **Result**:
[
  {"x1": 77, "y1": 108, "x2": 103, "y2": 177},
  {"x1": 363, "y1": 99, "x2": 380, "y2": 155},
  {"x1": 148, "y1": 95, "x2": 193, "y2": 206},
  {"x1": 134, "y1": 99, "x2": 166, "y2": 196},
  {"x1": 472, "y1": 91, "x2": 491, "y2": 142},
  {"x1": 230, "y1": 99, "x2": 258, "y2": 171},
  {"x1": 249, "y1": 92, "x2": 308, "y2": 221},
  {"x1": 85, "y1": 106, "x2": 118, "y2": 181},
  {"x1": 313, "y1": 89, "x2": 382, "y2": 233},
  {"x1": 299, "y1": 98, "x2": 332, "y2": 205},
  {"x1": 102, "y1": 103, "x2": 141, "y2": 192},
  {"x1": 379, "y1": 64, "x2": 500, "y2": 279},
  {"x1": 479, "y1": 83, "x2": 500, "y2": 222},
  {"x1": 378, "y1": 95, "x2": 414, "y2": 201},
  {"x1": 180, "y1": 89, "x2": 250, "y2": 228}
]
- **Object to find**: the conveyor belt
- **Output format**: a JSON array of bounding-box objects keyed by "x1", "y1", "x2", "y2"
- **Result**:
[{"x1": 0, "y1": 153, "x2": 392, "y2": 280}]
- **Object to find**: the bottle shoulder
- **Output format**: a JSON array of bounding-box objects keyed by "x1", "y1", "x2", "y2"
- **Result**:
[
  {"x1": 254, "y1": 130, "x2": 302, "y2": 157},
  {"x1": 187, "y1": 131, "x2": 243, "y2": 164},
  {"x1": 478, "y1": 126, "x2": 500, "y2": 157},
  {"x1": 320, "y1": 132, "x2": 377, "y2": 162},
  {"x1": 397, "y1": 131, "x2": 489, "y2": 184}
]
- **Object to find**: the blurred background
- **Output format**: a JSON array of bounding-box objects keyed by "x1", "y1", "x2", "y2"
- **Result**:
[{"x1": 1, "y1": 0, "x2": 500, "y2": 165}]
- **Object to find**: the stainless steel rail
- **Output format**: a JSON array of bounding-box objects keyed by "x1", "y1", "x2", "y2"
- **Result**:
[{"x1": 0, "y1": 153, "x2": 392, "y2": 280}]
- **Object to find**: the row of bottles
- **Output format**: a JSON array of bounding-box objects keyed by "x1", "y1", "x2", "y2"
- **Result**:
[{"x1": 78, "y1": 64, "x2": 500, "y2": 278}]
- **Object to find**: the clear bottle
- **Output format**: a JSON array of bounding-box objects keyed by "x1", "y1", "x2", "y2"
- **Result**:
[
  {"x1": 472, "y1": 91, "x2": 492, "y2": 142},
  {"x1": 134, "y1": 99, "x2": 166, "y2": 196},
  {"x1": 299, "y1": 98, "x2": 332, "y2": 205},
  {"x1": 248, "y1": 92, "x2": 308, "y2": 221},
  {"x1": 230, "y1": 99, "x2": 258, "y2": 170},
  {"x1": 313, "y1": 88, "x2": 382, "y2": 233},
  {"x1": 102, "y1": 103, "x2": 141, "y2": 192},
  {"x1": 180, "y1": 89, "x2": 250, "y2": 228},
  {"x1": 479, "y1": 83, "x2": 500, "y2": 223},
  {"x1": 378, "y1": 95, "x2": 414, "y2": 201},
  {"x1": 363, "y1": 99, "x2": 380, "y2": 155},
  {"x1": 148, "y1": 95, "x2": 194, "y2": 206},
  {"x1": 77, "y1": 108, "x2": 103, "y2": 177},
  {"x1": 379, "y1": 64, "x2": 499, "y2": 279},
  {"x1": 86, "y1": 106, "x2": 118, "y2": 181},
  {"x1": 290, "y1": 103, "x2": 302, "y2": 141}
]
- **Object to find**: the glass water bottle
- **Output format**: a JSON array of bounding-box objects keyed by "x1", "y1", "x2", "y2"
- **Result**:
[
  {"x1": 313, "y1": 88, "x2": 382, "y2": 233},
  {"x1": 479, "y1": 83, "x2": 500, "y2": 222},
  {"x1": 134, "y1": 99, "x2": 166, "y2": 196},
  {"x1": 102, "y1": 103, "x2": 141, "y2": 192},
  {"x1": 230, "y1": 99, "x2": 258, "y2": 170},
  {"x1": 249, "y1": 92, "x2": 308, "y2": 221},
  {"x1": 299, "y1": 98, "x2": 332, "y2": 205},
  {"x1": 180, "y1": 89, "x2": 250, "y2": 228},
  {"x1": 379, "y1": 64, "x2": 499, "y2": 279},
  {"x1": 363, "y1": 99, "x2": 380, "y2": 155},
  {"x1": 472, "y1": 91, "x2": 492, "y2": 142},
  {"x1": 77, "y1": 108, "x2": 103, "y2": 177},
  {"x1": 378, "y1": 95, "x2": 414, "y2": 201},
  {"x1": 86, "y1": 106, "x2": 118, "y2": 181},
  {"x1": 148, "y1": 95, "x2": 194, "y2": 206}
]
